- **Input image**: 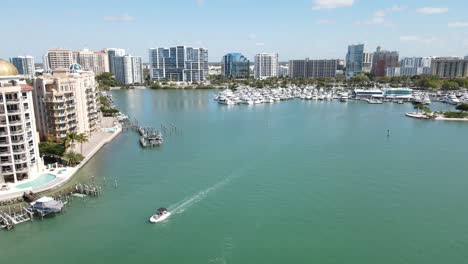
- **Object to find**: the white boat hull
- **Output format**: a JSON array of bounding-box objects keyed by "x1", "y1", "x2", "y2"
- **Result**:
[{"x1": 149, "y1": 212, "x2": 171, "y2": 223}]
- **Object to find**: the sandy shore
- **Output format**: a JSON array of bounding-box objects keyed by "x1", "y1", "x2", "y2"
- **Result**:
[{"x1": 0, "y1": 117, "x2": 122, "y2": 202}]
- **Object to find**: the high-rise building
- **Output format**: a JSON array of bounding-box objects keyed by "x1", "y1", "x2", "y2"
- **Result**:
[
  {"x1": 278, "y1": 65, "x2": 289, "y2": 77},
  {"x1": 345, "y1": 44, "x2": 364, "y2": 80},
  {"x1": 0, "y1": 59, "x2": 43, "y2": 183},
  {"x1": 73, "y1": 49, "x2": 109, "y2": 74},
  {"x1": 221, "y1": 53, "x2": 250, "y2": 79},
  {"x1": 400, "y1": 57, "x2": 432, "y2": 76},
  {"x1": 114, "y1": 55, "x2": 143, "y2": 85},
  {"x1": 371, "y1": 46, "x2": 399, "y2": 77},
  {"x1": 33, "y1": 64, "x2": 100, "y2": 140},
  {"x1": 149, "y1": 46, "x2": 209, "y2": 82},
  {"x1": 9, "y1": 56, "x2": 35, "y2": 79},
  {"x1": 385, "y1": 67, "x2": 400, "y2": 77},
  {"x1": 254, "y1": 53, "x2": 278, "y2": 79},
  {"x1": 43, "y1": 49, "x2": 73, "y2": 71},
  {"x1": 431, "y1": 57, "x2": 468, "y2": 78},
  {"x1": 363, "y1": 52, "x2": 374, "y2": 73},
  {"x1": 104, "y1": 48, "x2": 126, "y2": 76},
  {"x1": 289, "y1": 59, "x2": 338, "y2": 79}
]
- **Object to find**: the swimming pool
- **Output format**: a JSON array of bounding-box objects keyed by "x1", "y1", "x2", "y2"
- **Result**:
[{"x1": 16, "y1": 174, "x2": 57, "y2": 189}]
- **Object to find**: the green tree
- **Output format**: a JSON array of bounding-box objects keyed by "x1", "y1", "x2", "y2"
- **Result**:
[
  {"x1": 64, "y1": 132, "x2": 80, "y2": 150},
  {"x1": 39, "y1": 141, "x2": 66, "y2": 157},
  {"x1": 442, "y1": 81, "x2": 460, "y2": 90},
  {"x1": 456, "y1": 103, "x2": 468, "y2": 112},
  {"x1": 76, "y1": 133, "x2": 89, "y2": 155},
  {"x1": 62, "y1": 151, "x2": 84, "y2": 167}
]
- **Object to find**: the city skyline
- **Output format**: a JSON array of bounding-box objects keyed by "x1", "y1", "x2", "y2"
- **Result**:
[{"x1": 1, "y1": 0, "x2": 468, "y2": 62}]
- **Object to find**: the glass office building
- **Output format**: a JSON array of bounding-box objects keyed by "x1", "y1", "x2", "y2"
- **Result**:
[
  {"x1": 221, "y1": 53, "x2": 250, "y2": 79},
  {"x1": 345, "y1": 44, "x2": 364, "y2": 80},
  {"x1": 149, "y1": 46, "x2": 208, "y2": 82}
]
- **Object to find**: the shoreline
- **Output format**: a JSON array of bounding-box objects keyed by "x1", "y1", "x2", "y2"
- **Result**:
[{"x1": 0, "y1": 118, "x2": 122, "y2": 203}]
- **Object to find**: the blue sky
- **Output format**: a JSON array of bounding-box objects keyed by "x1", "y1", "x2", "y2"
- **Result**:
[{"x1": 1, "y1": 0, "x2": 467, "y2": 62}]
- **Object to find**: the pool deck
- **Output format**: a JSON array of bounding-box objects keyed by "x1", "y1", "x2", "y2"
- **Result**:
[{"x1": 0, "y1": 117, "x2": 122, "y2": 202}]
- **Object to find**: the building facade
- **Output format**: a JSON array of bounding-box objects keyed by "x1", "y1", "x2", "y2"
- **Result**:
[
  {"x1": 114, "y1": 55, "x2": 143, "y2": 85},
  {"x1": 73, "y1": 49, "x2": 109, "y2": 74},
  {"x1": 289, "y1": 59, "x2": 338, "y2": 79},
  {"x1": 371, "y1": 46, "x2": 399, "y2": 77},
  {"x1": 254, "y1": 53, "x2": 278, "y2": 79},
  {"x1": 104, "y1": 48, "x2": 126, "y2": 76},
  {"x1": 43, "y1": 49, "x2": 73, "y2": 72},
  {"x1": 431, "y1": 57, "x2": 468, "y2": 78},
  {"x1": 149, "y1": 46, "x2": 209, "y2": 82},
  {"x1": 385, "y1": 67, "x2": 401, "y2": 77},
  {"x1": 10, "y1": 56, "x2": 35, "y2": 79},
  {"x1": 363, "y1": 52, "x2": 374, "y2": 73},
  {"x1": 33, "y1": 65, "x2": 100, "y2": 140},
  {"x1": 221, "y1": 53, "x2": 250, "y2": 79},
  {"x1": 0, "y1": 59, "x2": 42, "y2": 183},
  {"x1": 400, "y1": 57, "x2": 432, "y2": 76},
  {"x1": 346, "y1": 44, "x2": 364, "y2": 80}
]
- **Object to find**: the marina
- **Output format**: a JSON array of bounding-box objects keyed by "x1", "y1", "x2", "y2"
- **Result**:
[{"x1": 0, "y1": 89, "x2": 467, "y2": 264}]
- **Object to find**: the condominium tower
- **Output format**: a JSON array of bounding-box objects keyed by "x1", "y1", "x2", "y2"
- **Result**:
[
  {"x1": 289, "y1": 59, "x2": 338, "y2": 79},
  {"x1": 0, "y1": 59, "x2": 42, "y2": 183},
  {"x1": 400, "y1": 57, "x2": 432, "y2": 76},
  {"x1": 431, "y1": 57, "x2": 468, "y2": 78},
  {"x1": 33, "y1": 64, "x2": 100, "y2": 140},
  {"x1": 114, "y1": 55, "x2": 144, "y2": 85},
  {"x1": 10, "y1": 56, "x2": 35, "y2": 79},
  {"x1": 254, "y1": 53, "x2": 278, "y2": 79},
  {"x1": 149, "y1": 46, "x2": 209, "y2": 82},
  {"x1": 43, "y1": 49, "x2": 73, "y2": 71},
  {"x1": 221, "y1": 53, "x2": 250, "y2": 79},
  {"x1": 345, "y1": 44, "x2": 364, "y2": 80},
  {"x1": 73, "y1": 48, "x2": 109, "y2": 74},
  {"x1": 104, "y1": 48, "x2": 126, "y2": 75},
  {"x1": 371, "y1": 46, "x2": 399, "y2": 77}
]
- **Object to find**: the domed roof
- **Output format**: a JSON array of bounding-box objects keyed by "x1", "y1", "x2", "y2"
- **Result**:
[
  {"x1": 69, "y1": 63, "x2": 82, "y2": 73},
  {"x1": 0, "y1": 59, "x2": 19, "y2": 76}
]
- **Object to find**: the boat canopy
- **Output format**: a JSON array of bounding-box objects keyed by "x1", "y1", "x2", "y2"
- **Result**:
[{"x1": 158, "y1": 207, "x2": 168, "y2": 212}]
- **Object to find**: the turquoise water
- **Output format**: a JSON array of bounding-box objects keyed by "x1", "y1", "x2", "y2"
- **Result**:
[
  {"x1": 16, "y1": 173, "x2": 57, "y2": 189},
  {"x1": 1, "y1": 89, "x2": 468, "y2": 264}
]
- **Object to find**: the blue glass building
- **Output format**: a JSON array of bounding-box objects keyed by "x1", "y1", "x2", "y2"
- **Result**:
[{"x1": 221, "y1": 53, "x2": 250, "y2": 79}]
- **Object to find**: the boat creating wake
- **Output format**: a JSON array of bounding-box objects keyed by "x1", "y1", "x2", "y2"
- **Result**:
[{"x1": 169, "y1": 170, "x2": 243, "y2": 215}]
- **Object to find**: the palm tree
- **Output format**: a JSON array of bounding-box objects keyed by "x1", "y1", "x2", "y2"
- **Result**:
[
  {"x1": 76, "y1": 133, "x2": 89, "y2": 155},
  {"x1": 62, "y1": 151, "x2": 84, "y2": 167},
  {"x1": 64, "y1": 132, "x2": 79, "y2": 150}
]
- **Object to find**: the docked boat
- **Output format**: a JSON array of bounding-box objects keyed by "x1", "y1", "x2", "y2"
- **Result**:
[
  {"x1": 149, "y1": 208, "x2": 171, "y2": 223},
  {"x1": 367, "y1": 98, "x2": 383, "y2": 104},
  {"x1": 340, "y1": 93, "x2": 349, "y2": 102},
  {"x1": 422, "y1": 95, "x2": 431, "y2": 105},
  {"x1": 29, "y1": 197, "x2": 64, "y2": 215},
  {"x1": 443, "y1": 94, "x2": 460, "y2": 105}
]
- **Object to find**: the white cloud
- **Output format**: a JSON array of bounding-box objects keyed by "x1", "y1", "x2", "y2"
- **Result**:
[
  {"x1": 316, "y1": 19, "x2": 336, "y2": 25},
  {"x1": 355, "y1": 6, "x2": 403, "y2": 26},
  {"x1": 255, "y1": 42, "x2": 265, "y2": 46},
  {"x1": 400, "y1": 35, "x2": 436, "y2": 44},
  {"x1": 196, "y1": 0, "x2": 205, "y2": 6},
  {"x1": 416, "y1": 7, "x2": 449, "y2": 15},
  {"x1": 312, "y1": 0, "x2": 354, "y2": 10},
  {"x1": 448, "y1": 22, "x2": 468, "y2": 28},
  {"x1": 103, "y1": 14, "x2": 134, "y2": 22}
]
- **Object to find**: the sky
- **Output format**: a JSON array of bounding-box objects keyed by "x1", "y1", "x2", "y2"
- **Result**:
[{"x1": 1, "y1": 0, "x2": 467, "y2": 62}]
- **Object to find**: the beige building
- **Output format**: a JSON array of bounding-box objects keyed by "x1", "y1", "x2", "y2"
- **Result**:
[
  {"x1": 431, "y1": 57, "x2": 468, "y2": 78},
  {"x1": 73, "y1": 48, "x2": 110, "y2": 74},
  {"x1": 0, "y1": 59, "x2": 43, "y2": 183},
  {"x1": 33, "y1": 65, "x2": 100, "y2": 140},
  {"x1": 43, "y1": 49, "x2": 73, "y2": 71}
]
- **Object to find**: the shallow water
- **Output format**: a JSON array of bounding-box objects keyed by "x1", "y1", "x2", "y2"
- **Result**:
[{"x1": 1, "y1": 89, "x2": 467, "y2": 264}]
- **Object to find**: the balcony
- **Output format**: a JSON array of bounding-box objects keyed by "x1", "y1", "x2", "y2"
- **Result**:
[
  {"x1": 0, "y1": 140, "x2": 9, "y2": 146},
  {"x1": 0, "y1": 131, "x2": 7, "y2": 136},
  {"x1": 10, "y1": 138, "x2": 25, "y2": 144},
  {"x1": 10, "y1": 129, "x2": 24, "y2": 135},
  {"x1": 14, "y1": 156, "x2": 27, "y2": 163},
  {"x1": 6, "y1": 109, "x2": 21, "y2": 115},
  {"x1": 5, "y1": 98, "x2": 20, "y2": 104},
  {"x1": 1, "y1": 168, "x2": 14, "y2": 174},
  {"x1": 15, "y1": 167, "x2": 29, "y2": 173},
  {"x1": 8, "y1": 119, "x2": 22, "y2": 125},
  {"x1": 12, "y1": 148, "x2": 26, "y2": 154}
]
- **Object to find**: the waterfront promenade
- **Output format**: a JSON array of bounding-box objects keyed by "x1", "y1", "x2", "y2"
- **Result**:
[{"x1": 0, "y1": 117, "x2": 122, "y2": 202}]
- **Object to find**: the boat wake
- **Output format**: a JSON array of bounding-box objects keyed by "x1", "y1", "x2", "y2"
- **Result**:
[{"x1": 169, "y1": 170, "x2": 242, "y2": 215}]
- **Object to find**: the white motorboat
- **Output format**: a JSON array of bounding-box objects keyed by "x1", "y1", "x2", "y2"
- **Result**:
[
  {"x1": 444, "y1": 94, "x2": 460, "y2": 105},
  {"x1": 149, "y1": 208, "x2": 171, "y2": 223}
]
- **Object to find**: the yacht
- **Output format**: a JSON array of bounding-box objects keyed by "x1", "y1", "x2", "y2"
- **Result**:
[
  {"x1": 367, "y1": 98, "x2": 383, "y2": 104},
  {"x1": 340, "y1": 93, "x2": 349, "y2": 102},
  {"x1": 444, "y1": 94, "x2": 460, "y2": 105},
  {"x1": 422, "y1": 95, "x2": 431, "y2": 105},
  {"x1": 29, "y1": 197, "x2": 64, "y2": 215},
  {"x1": 149, "y1": 208, "x2": 171, "y2": 223}
]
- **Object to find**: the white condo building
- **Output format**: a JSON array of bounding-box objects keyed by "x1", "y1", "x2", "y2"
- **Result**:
[
  {"x1": 10, "y1": 56, "x2": 35, "y2": 79},
  {"x1": 33, "y1": 64, "x2": 100, "y2": 140},
  {"x1": 43, "y1": 49, "x2": 73, "y2": 72},
  {"x1": 114, "y1": 55, "x2": 143, "y2": 85},
  {"x1": 0, "y1": 59, "x2": 43, "y2": 183},
  {"x1": 254, "y1": 53, "x2": 279, "y2": 79},
  {"x1": 103, "y1": 48, "x2": 126, "y2": 76},
  {"x1": 400, "y1": 57, "x2": 432, "y2": 76}
]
